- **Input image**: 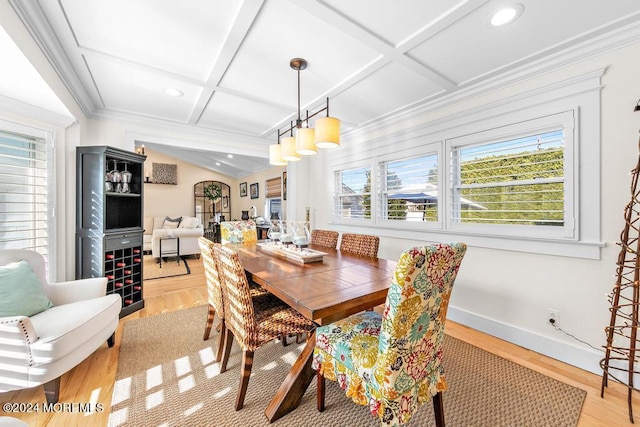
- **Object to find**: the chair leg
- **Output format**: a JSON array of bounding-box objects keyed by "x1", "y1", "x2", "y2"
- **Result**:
[
  {"x1": 235, "y1": 350, "x2": 254, "y2": 411},
  {"x1": 220, "y1": 330, "x2": 234, "y2": 373},
  {"x1": 107, "y1": 332, "x2": 115, "y2": 348},
  {"x1": 215, "y1": 320, "x2": 226, "y2": 363},
  {"x1": 317, "y1": 370, "x2": 325, "y2": 412},
  {"x1": 203, "y1": 304, "x2": 215, "y2": 340},
  {"x1": 43, "y1": 377, "x2": 60, "y2": 404},
  {"x1": 281, "y1": 334, "x2": 290, "y2": 347},
  {"x1": 433, "y1": 391, "x2": 445, "y2": 427}
]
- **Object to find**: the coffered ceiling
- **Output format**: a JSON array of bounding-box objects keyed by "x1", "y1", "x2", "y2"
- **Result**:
[{"x1": 4, "y1": 0, "x2": 640, "y2": 177}]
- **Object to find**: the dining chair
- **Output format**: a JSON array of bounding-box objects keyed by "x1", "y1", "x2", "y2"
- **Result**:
[
  {"x1": 313, "y1": 242, "x2": 467, "y2": 427},
  {"x1": 214, "y1": 245, "x2": 317, "y2": 410},
  {"x1": 339, "y1": 233, "x2": 380, "y2": 257},
  {"x1": 198, "y1": 238, "x2": 227, "y2": 363},
  {"x1": 310, "y1": 229, "x2": 339, "y2": 249},
  {"x1": 220, "y1": 220, "x2": 258, "y2": 244}
]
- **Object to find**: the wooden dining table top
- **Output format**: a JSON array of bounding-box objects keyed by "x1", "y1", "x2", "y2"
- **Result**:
[
  {"x1": 224, "y1": 239, "x2": 397, "y2": 423},
  {"x1": 226, "y1": 241, "x2": 397, "y2": 325}
]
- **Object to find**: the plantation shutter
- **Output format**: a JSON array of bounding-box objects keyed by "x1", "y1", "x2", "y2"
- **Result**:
[
  {"x1": 0, "y1": 129, "x2": 51, "y2": 255},
  {"x1": 265, "y1": 177, "x2": 281, "y2": 198},
  {"x1": 451, "y1": 129, "x2": 564, "y2": 226},
  {"x1": 378, "y1": 153, "x2": 438, "y2": 222}
]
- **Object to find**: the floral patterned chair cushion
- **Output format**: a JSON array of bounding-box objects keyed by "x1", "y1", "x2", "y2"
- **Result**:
[
  {"x1": 220, "y1": 220, "x2": 257, "y2": 244},
  {"x1": 312, "y1": 243, "x2": 467, "y2": 426}
]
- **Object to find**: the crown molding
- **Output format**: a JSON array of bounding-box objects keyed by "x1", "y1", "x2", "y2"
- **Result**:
[
  {"x1": 9, "y1": 0, "x2": 96, "y2": 117},
  {"x1": 0, "y1": 94, "x2": 76, "y2": 127},
  {"x1": 345, "y1": 15, "x2": 640, "y2": 141}
]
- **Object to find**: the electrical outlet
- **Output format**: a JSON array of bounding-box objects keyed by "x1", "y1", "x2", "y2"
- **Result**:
[{"x1": 547, "y1": 308, "x2": 559, "y2": 325}]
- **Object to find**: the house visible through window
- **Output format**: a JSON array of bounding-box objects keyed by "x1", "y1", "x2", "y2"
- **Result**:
[
  {"x1": 334, "y1": 165, "x2": 371, "y2": 219},
  {"x1": 0, "y1": 125, "x2": 53, "y2": 259},
  {"x1": 332, "y1": 110, "x2": 575, "y2": 242},
  {"x1": 378, "y1": 153, "x2": 438, "y2": 222}
]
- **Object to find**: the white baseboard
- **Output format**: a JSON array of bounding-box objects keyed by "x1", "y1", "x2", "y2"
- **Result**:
[{"x1": 447, "y1": 305, "x2": 604, "y2": 376}]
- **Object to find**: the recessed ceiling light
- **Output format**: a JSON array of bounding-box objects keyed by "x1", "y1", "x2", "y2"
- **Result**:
[
  {"x1": 490, "y1": 4, "x2": 523, "y2": 27},
  {"x1": 215, "y1": 162, "x2": 220, "y2": 166},
  {"x1": 227, "y1": 154, "x2": 233, "y2": 158},
  {"x1": 163, "y1": 87, "x2": 183, "y2": 97}
]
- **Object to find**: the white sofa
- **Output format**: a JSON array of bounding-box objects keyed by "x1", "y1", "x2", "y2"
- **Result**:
[{"x1": 144, "y1": 216, "x2": 204, "y2": 259}]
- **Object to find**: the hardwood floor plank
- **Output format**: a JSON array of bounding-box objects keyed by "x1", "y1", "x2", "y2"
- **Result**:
[{"x1": 0, "y1": 256, "x2": 635, "y2": 426}]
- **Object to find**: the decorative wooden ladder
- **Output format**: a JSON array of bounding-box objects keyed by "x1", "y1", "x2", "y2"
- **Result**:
[{"x1": 601, "y1": 103, "x2": 640, "y2": 423}]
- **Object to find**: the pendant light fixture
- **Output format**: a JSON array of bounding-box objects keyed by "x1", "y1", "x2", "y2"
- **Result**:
[{"x1": 269, "y1": 58, "x2": 341, "y2": 165}]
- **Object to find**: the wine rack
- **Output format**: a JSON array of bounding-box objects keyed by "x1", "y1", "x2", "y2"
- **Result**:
[
  {"x1": 76, "y1": 146, "x2": 146, "y2": 317},
  {"x1": 105, "y1": 242, "x2": 144, "y2": 316}
]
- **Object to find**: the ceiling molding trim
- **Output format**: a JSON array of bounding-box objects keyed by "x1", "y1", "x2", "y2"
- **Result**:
[
  {"x1": 343, "y1": 19, "x2": 640, "y2": 141},
  {"x1": 9, "y1": 0, "x2": 96, "y2": 118},
  {"x1": 0, "y1": 93, "x2": 76, "y2": 128},
  {"x1": 189, "y1": 0, "x2": 265, "y2": 125}
]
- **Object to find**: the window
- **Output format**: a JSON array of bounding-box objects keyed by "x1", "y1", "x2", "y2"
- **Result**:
[
  {"x1": 378, "y1": 152, "x2": 439, "y2": 223},
  {"x1": 265, "y1": 177, "x2": 283, "y2": 220},
  {"x1": 334, "y1": 165, "x2": 371, "y2": 219},
  {"x1": 0, "y1": 124, "x2": 54, "y2": 259},
  {"x1": 452, "y1": 130, "x2": 563, "y2": 225},
  {"x1": 447, "y1": 112, "x2": 574, "y2": 240}
]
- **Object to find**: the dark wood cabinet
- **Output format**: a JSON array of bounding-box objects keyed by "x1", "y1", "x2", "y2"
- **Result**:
[{"x1": 76, "y1": 146, "x2": 146, "y2": 317}]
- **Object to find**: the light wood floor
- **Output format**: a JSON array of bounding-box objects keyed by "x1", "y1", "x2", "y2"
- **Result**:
[{"x1": 1, "y1": 257, "x2": 637, "y2": 426}]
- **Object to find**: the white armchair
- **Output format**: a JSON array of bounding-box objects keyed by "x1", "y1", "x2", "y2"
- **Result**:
[{"x1": 0, "y1": 250, "x2": 121, "y2": 403}]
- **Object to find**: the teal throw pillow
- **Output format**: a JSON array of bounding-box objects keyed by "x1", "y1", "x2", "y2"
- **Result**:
[{"x1": 0, "y1": 259, "x2": 53, "y2": 317}]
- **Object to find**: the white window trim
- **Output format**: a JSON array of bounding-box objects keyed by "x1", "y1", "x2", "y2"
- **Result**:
[
  {"x1": 329, "y1": 70, "x2": 603, "y2": 259},
  {"x1": 376, "y1": 143, "x2": 443, "y2": 232},
  {"x1": 445, "y1": 111, "x2": 576, "y2": 241},
  {"x1": 0, "y1": 118, "x2": 56, "y2": 279},
  {"x1": 332, "y1": 159, "x2": 374, "y2": 226}
]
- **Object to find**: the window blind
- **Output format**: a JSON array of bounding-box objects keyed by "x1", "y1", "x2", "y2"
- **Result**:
[
  {"x1": 334, "y1": 166, "x2": 371, "y2": 219},
  {"x1": 0, "y1": 130, "x2": 50, "y2": 254},
  {"x1": 451, "y1": 130, "x2": 564, "y2": 226},
  {"x1": 265, "y1": 177, "x2": 282, "y2": 198},
  {"x1": 378, "y1": 153, "x2": 438, "y2": 222}
]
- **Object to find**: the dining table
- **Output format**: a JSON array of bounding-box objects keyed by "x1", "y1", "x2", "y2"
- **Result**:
[{"x1": 225, "y1": 240, "x2": 397, "y2": 423}]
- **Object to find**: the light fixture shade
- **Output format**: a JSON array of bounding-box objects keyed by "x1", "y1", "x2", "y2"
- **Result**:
[
  {"x1": 315, "y1": 117, "x2": 340, "y2": 148},
  {"x1": 296, "y1": 127, "x2": 317, "y2": 155},
  {"x1": 281, "y1": 136, "x2": 301, "y2": 161},
  {"x1": 269, "y1": 144, "x2": 287, "y2": 165}
]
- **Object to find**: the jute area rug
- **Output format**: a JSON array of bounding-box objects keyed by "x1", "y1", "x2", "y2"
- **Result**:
[
  {"x1": 108, "y1": 305, "x2": 586, "y2": 427},
  {"x1": 143, "y1": 254, "x2": 190, "y2": 280}
]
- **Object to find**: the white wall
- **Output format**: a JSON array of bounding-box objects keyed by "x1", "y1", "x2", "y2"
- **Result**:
[
  {"x1": 303, "y1": 40, "x2": 640, "y2": 374},
  {"x1": 142, "y1": 149, "x2": 236, "y2": 220}
]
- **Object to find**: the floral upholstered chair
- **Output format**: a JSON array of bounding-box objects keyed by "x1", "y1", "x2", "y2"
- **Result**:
[
  {"x1": 313, "y1": 243, "x2": 467, "y2": 426},
  {"x1": 339, "y1": 233, "x2": 380, "y2": 257},
  {"x1": 310, "y1": 229, "x2": 339, "y2": 249},
  {"x1": 220, "y1": 220, "x2": 257, "y2": 244}
]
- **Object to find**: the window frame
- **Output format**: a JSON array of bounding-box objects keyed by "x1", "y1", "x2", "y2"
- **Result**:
[
  {"x1": 0, "y1": 118, "x2": 56, "y2": 276},
  {"x1": 376, "y1": 143, "x2": 443, "y2": 231},
  {"x1": 445, "y1": 111, "x2": 576, "y2": 240},
  {"x1": 332, "y1": 160, "x2": 374, "y2": 225},
  {"x1": 328, "y1": 70, "x2": 602, "y2": 259}
]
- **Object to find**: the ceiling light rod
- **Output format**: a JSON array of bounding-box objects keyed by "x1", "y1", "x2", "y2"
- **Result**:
[{"x1": 277, "y1": 98, "x2": 330, "y2": 140}]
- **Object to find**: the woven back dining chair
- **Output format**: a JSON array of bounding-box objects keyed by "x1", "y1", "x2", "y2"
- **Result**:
[
  {"x1": 310, "y1": 229, "x2": 339, "y2": 249},
  {"x1": 220, "y1": 220, "x2": 258, "y2": 244},
  {"x1": 214, "y1": 245, "x2": 317, "y2": 411},
  {"x1": 197, "y1": 237, "x2": 227, "y2": 363},
  {"x1": 313, "y1": 242, "x2": 467, "y2": 427},
  {"x1": 339, "y1": 233, "x2": 380, "y2": 257}
]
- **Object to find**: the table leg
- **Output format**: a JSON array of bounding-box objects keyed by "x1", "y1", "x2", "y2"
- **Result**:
[
  {"x1": 159, "y1": 239, "x2": 163, "y2": 268},
  {"x1": 264, "y1": 332, "x2": 316, "y2": 423}
]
